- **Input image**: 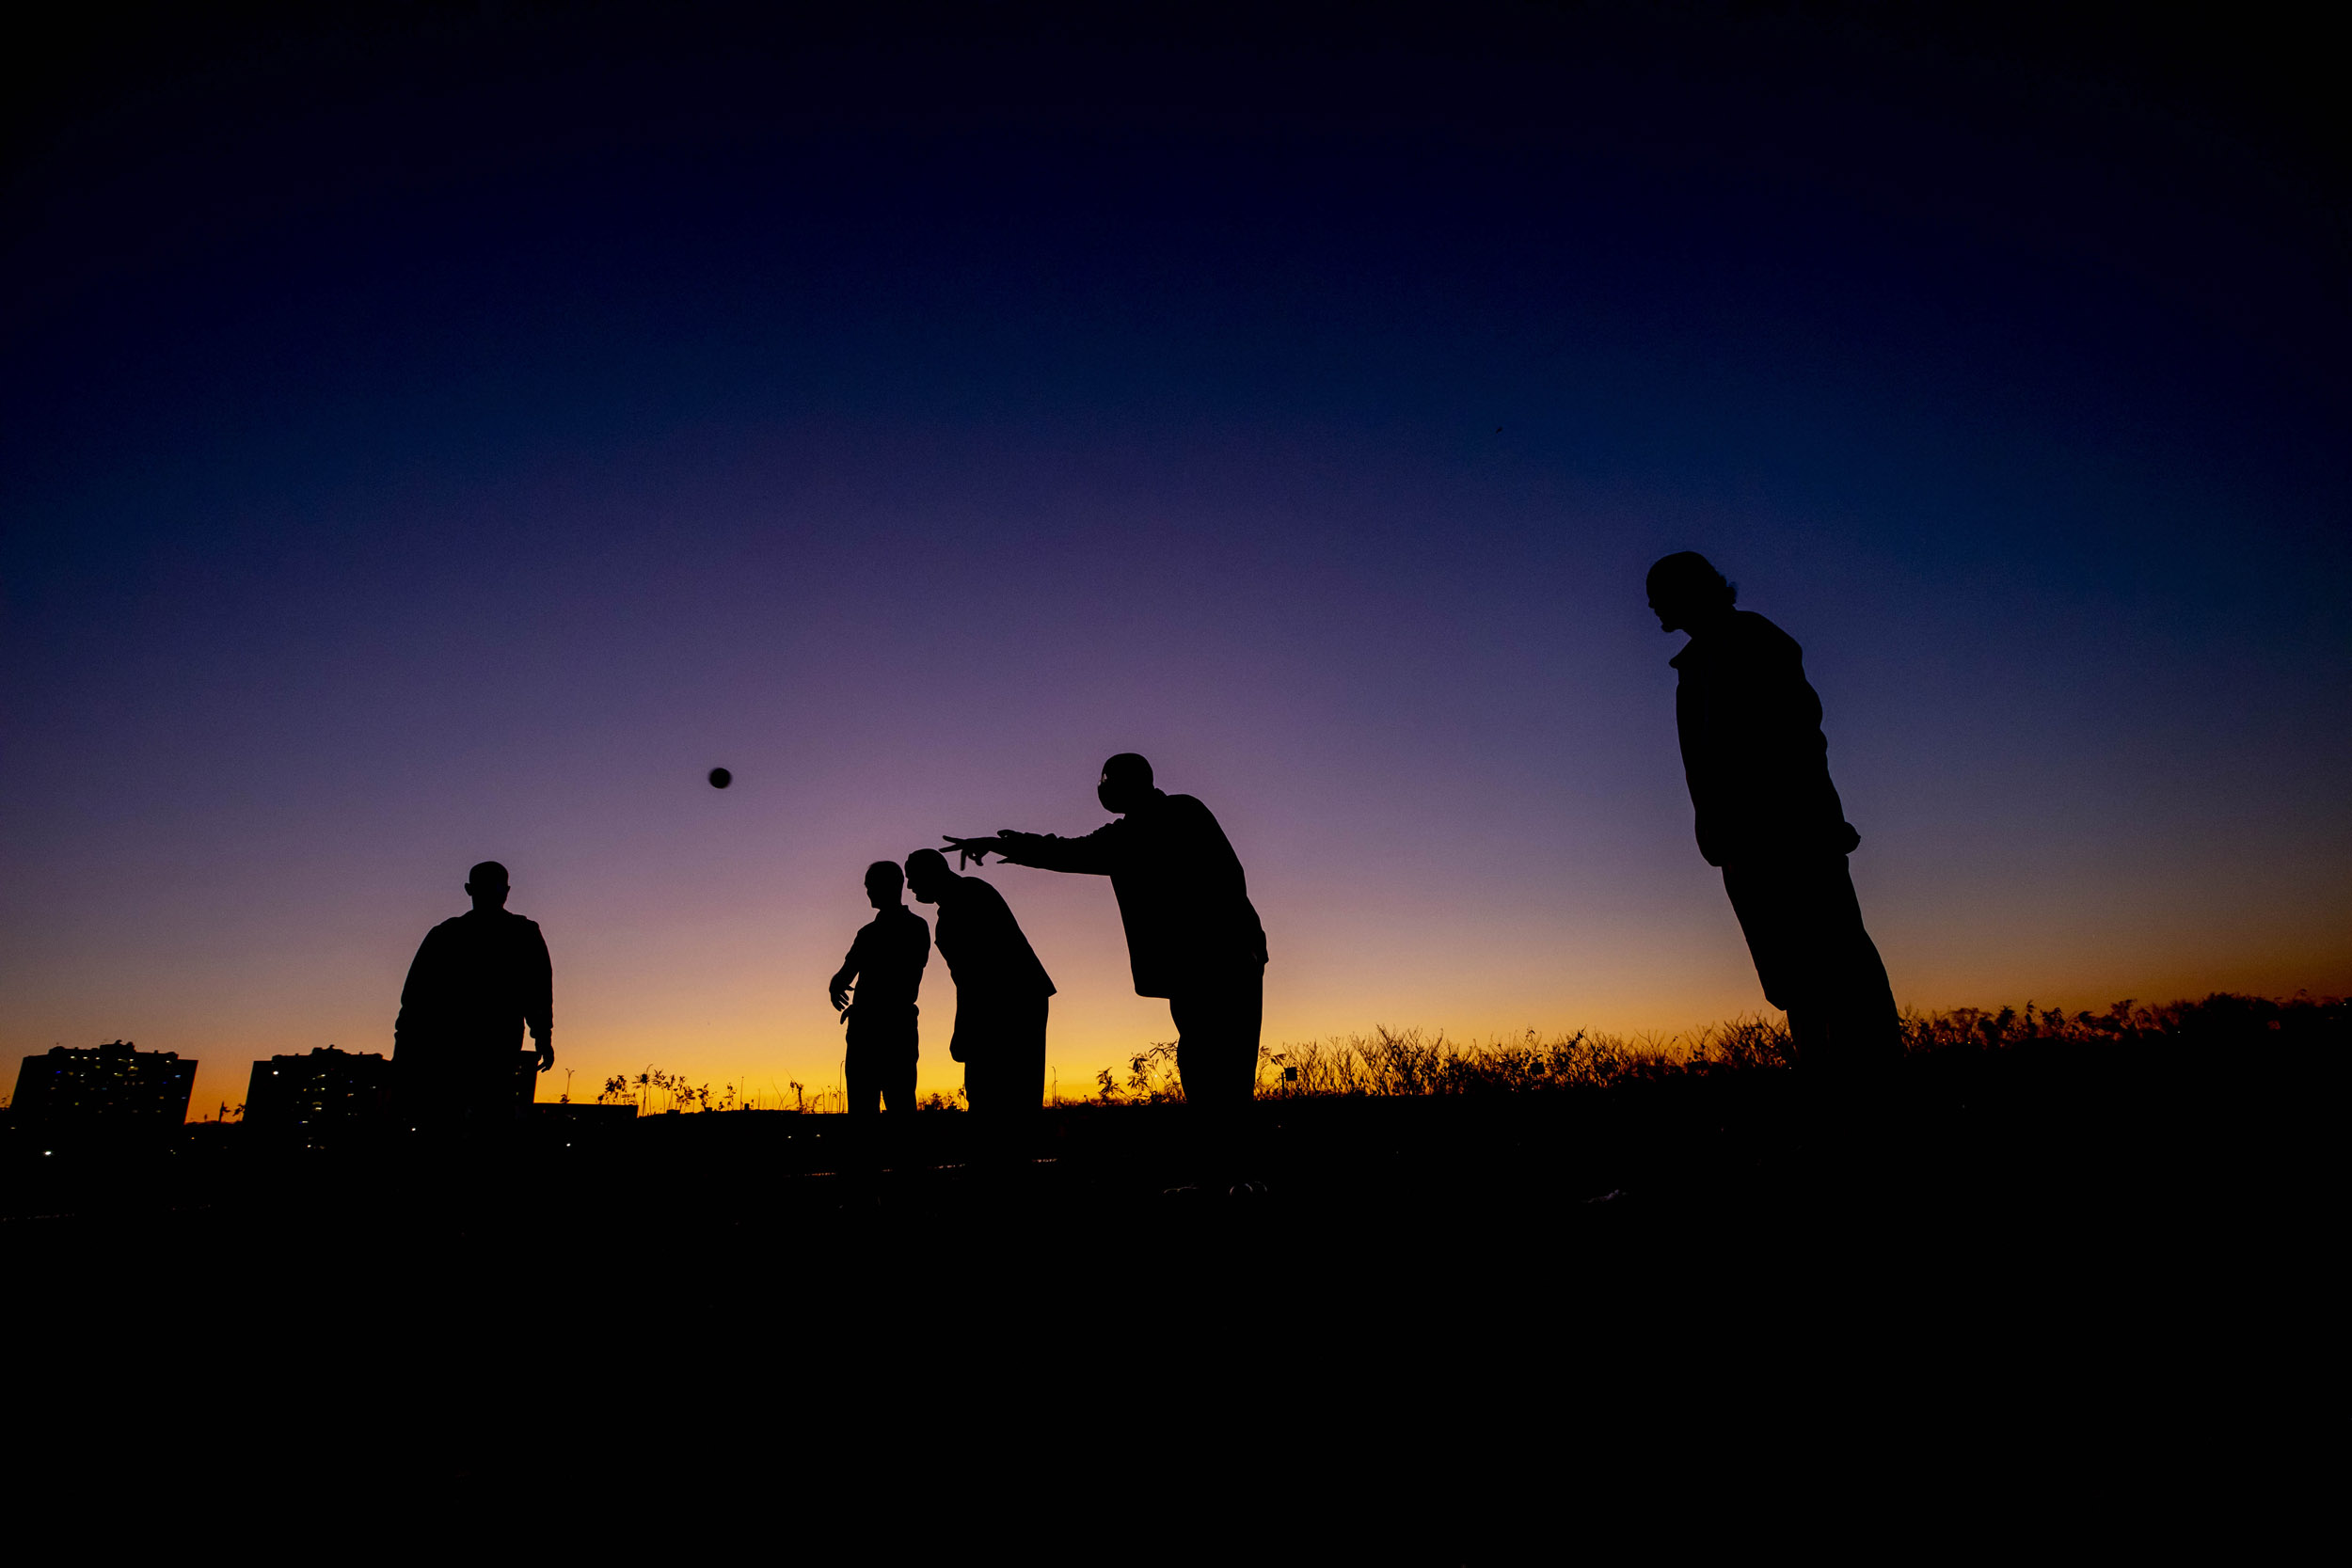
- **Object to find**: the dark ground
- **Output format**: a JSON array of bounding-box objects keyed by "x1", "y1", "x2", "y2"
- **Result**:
[{"x1": 2, "y1": 1041, "x2": 2321, "y2": 1548}]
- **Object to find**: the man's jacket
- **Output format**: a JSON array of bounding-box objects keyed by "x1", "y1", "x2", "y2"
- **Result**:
[
  {"x1": 1672, "y1": 610, "x2": 1861, "y2": 867},
  {"x1": 836, "y1": 905, "x2": 931, "y2": 1015},
  {"x1": 933, "y1": 876, "x2": 1055, "y2": 1007},
  {"x1": 996, "y1": 789, "x2": 1267, "y2": 998},
  {"x1": 393, "y1": 909, "x2": 553, "y2": 1061}
]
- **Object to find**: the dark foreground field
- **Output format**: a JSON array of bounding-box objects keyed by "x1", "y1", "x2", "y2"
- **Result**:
[{"x1": 5, "y1": 1003, "x2": 2332, "y2": 1548}]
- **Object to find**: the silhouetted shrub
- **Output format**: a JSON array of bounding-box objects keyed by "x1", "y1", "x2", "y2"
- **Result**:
[
  {"x1": 1897, "y1": 991, "x2": 2344, "y2": 1060},
  {"x1": 1259, "y1": 1023, "x2": 1710, "y2": 1097}
]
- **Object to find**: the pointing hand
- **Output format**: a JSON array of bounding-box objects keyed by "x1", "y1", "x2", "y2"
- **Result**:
[{"x1": 943, "y1": 834, "x2": 1001, "y2": 868}]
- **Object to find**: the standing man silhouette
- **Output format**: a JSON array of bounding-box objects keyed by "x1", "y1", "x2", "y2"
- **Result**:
[
  {"x1": 392, "y1": 861, "x2": 553, "y2": 1126},
  {"x1": 1647, "y1": 553, "x2": 1900, "y2": 1073},
  {"x1": 946, "y1": 753, "x2": 1268, "y2": 1114},
  {"x1": 829, "y1": 860, "x2": 930, "y2": 1115},
  {"x1": 902, "y1": 848, "x2": 1055, "y2": 1123}
]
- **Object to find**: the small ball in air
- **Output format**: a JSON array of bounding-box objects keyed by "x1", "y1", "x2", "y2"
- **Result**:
[{"x1": 708, "y1": 768, "x2": 733, "y2": 789}]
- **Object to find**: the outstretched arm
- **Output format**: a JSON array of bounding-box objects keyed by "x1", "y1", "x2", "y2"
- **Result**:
[
  {"x1": 943, "y1": 834, "x2": 1004, "y2": 868},
  {"x1": 946, "y1": 826, "x2": 1120, "y2": 875}
]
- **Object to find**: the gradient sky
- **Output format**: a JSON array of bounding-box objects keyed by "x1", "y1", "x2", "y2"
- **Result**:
[{"x1": 5, "y1": 5, "x2": 2345, "y2": 1118}]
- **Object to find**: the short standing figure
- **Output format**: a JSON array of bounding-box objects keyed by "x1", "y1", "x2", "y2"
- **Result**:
[
  {"x1": 946, "y1": 753, "x2": 1268, "y2": 1111},
  {"x1": 902, "y1": 848, "x2": 1055, "y2": 1120},
  {"x1": 829, "y1": 860, "x2": 931, "y2": 1115},
  {"x1": 393, "y1": 860, "x2": 553, "y2": 1126},
  {"x1": 1647, "y1": 553, "x2": 1900, "y2": 1073}
]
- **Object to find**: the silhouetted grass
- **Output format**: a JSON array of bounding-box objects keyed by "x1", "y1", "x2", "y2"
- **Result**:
[
  {"x1": 1050, "y1": 991, "x2": 2340, "y2": 1104},
  {"x1": 1259, "y1": 1025, "x2": 1700, "y2": 1098},
  {"x1": 576, "y1": 992, "x2": 2343, "y2": 1117},
  {"x1": 1893, "y1": 992, "x2": 2343, "y2": 1056}
]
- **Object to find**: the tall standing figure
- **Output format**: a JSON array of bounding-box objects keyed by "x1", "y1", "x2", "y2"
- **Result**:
[
  {"x1": 393, "y1": 860, "x2": 554, "y2": 1125},
  {"x1": 829, "y1": 860, "x2": 931, "y2": 1115},
  {"x1": 946, "y1": 753, "x2": 1268, "y2": 1111},
  {"x1": 902, "y1": 849, "x2": 1055, "y2": 1120},
  {"x1": 1647, "y1": 553, "x2": 1900, "y2": 1072}
]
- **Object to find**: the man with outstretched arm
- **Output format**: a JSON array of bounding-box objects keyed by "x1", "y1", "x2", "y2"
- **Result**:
[
  {"x1": 945, "y1": 752, "x2": 1269, "y2": 1132},
  {"x1": 829, "y1": 860, "x2": 930, "y2": 1116}
]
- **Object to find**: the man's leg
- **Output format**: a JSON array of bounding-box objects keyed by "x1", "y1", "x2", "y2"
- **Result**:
[
  {"x1": 959, "y1": 1035, "x2": 1003, "y2": 1172},
  {"x1": 1170, "y1": 968, "x2": 1264, "y2": 1185},
  {"x1": 1724, "y1": 860, "x2": 1827, "y2": 1068},
  {"x1": 864, "y1": 1047, "x2": 912, "y2": 1173},
  {"x1": 966, "y1": 1001, "x2": 1044, "y2": 1161},
  {"x1": 399, "y1": 1048, "x2": 516, "y2": 1219},
  {"x1": 838, "y1": 1041, "x2": 886, "y2": 1180},
  {"x1": 1019, "y1": 995, "x2": 1048, "y2": 1114},
  {"x1": 1833, "y1": 874, "x2": 1902, "y2": 1069},
  {"x1": 1731, "y1": 860, "x2": 1797, "y2": 1029},
  {"x1": 959, "y1": 1033, "x2": 988, "y2": 1117},
  {"x1": 390, "y1": 1050, "x2": 440, "y2": 1133},
  {"x1": 881, "y1": 1051, "x2": 917, "y2": 1114},
  {"x1": 1727, "y1": 858, "x2": 1901, "y2": 1197},
  {"x1": 843, "y1": 1046, "x2": 878, "y2": 1115},
  {"x1": 1004, "y1": 995, "x2": 1046, "y2": 1161},
  {"x1": 1789, "y1": 857, "x2": 1901, "y2": 1075},
  {"x1": 859, "y1": 1007, "x2": 917, "y2": 1114},
  {"x1": 1170, "y1": 970, "x2": 1263, "y2": 1108}
]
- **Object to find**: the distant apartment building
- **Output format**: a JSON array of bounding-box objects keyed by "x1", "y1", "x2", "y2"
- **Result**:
[
  {"x1": 12, "y1": 1040, "x2": 198, "y2": 1131},
  {"x1": 245, "y1": 1045, "x2": 395, "y2": 1132}
]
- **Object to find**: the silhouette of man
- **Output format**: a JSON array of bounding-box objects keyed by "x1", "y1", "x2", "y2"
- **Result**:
[
  {"x1": 829, "y1": 861, "x2": 930, "y2": 1115},
  {"x1": 946, "y1": 753, "x2": 1268, "y2": 1112},
  {"x1": 1648, "y1": 553, "x2": 1900, "y2": 1073},
  {"x1": 392, "y1": 861, "x2": 553, "y2": 1125},
  {"x1": 902, "y1": 848, "x2": 1055, "y2": 1121}
]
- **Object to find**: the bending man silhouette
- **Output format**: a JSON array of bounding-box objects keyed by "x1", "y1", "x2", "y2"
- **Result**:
[
  {"x1": 946, "y1": 753, "x2": 1268, "y2": 1112},
  {"x1": 392, "y1": 861, "x2": 553, "y2": 1126},
  {"x1": 903, "y1": 849, "x2": 1055, "y2": 1122},
  {"x1": 829, "y1": 860, "x2": 930, "y2": 1115},
  {"x1": 1648, "y1": 553, "x2": 1900, "y2": 1072}
]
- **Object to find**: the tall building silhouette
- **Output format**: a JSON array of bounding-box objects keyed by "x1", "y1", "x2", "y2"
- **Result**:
[
  {"x1": 245, "y1": 1046, "x2": 395, "y2": 1133},
  {"x1": 11, "y1": 1041, "x2": 197, "y2": 1132}
]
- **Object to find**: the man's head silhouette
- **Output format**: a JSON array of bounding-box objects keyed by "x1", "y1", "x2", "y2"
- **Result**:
[
  {"x1": 466, "y1": 861, "x2": 511, "y2": 912},
  {"x1": 1646, "y1": 552, "x2": 1737, "y2": 634},
  {"x1": 904, "y1": 848, "x2": 952, "y2": 905},
  {"x1": 865, "y1": 860, "x2": 904, "y2": 910},
  {"x1": 1098, "y1": 752, "x2": 1154, "y2": 815}
]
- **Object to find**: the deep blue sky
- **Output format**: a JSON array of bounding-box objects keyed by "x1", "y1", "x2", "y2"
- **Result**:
[{"x1": 5, "y1": 4, "x2": 2344, "y2": 1112}]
